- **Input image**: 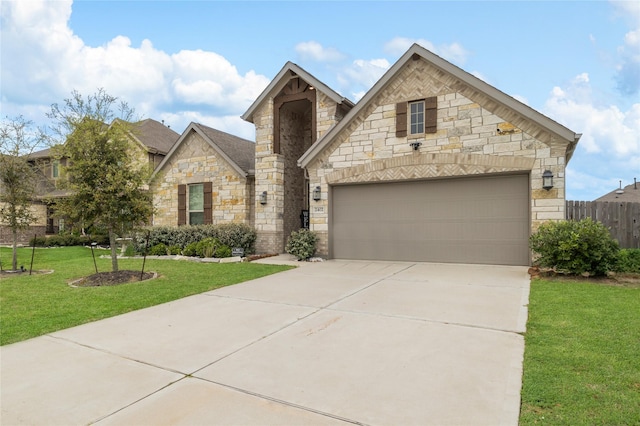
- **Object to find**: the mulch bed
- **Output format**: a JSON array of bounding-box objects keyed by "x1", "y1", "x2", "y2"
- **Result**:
[{"x1": 72, "y1": 270, "x2": 156, "y2": 287}]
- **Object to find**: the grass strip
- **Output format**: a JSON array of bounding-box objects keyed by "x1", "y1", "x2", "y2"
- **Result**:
[
  {"x1": 0, "y1": 246, "x2": 293, "y2": 345},
  {"x1": 520, "y1": 278, "x2": 640, "y2": 425}
]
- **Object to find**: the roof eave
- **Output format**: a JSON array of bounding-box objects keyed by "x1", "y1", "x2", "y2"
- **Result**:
[
  {"x1": 242, "y1": 62, "x2": 353, "y2": 124},
  {"x1": 150, "y1": 123, "x2": 249, "y2": 182},
  {"x1": 299, "y1": 43, "x2": 581, "y2": 168}
]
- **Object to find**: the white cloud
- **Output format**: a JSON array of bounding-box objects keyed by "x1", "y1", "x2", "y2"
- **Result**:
[
  {"x1": 0, "y1": 0, "x2": 269, "y2": 136},
  {"x1": 545, "y1": 73, "x2": 640, "y2": 199},
  {"x1": 159, "y1": 112, "x2": 255, "y2": 141},
  {"x1": 625, "y1": 28, "x2": 640, "y2": 47},
  {"x1": 610, "y1": 0, "x2": 640, "y2": 95},
  {"x1": 295, "y1": 41, "x2": 345, "y2": 62},
  {"x1": 337, "y1": 58, "x2": 391, "y2": 100},
  {"x1": 611, "y1": 0, "x2": 640, "y2": 22},
  {"x1": 170, "y1": 49, "x2": 269, "y2": 109},
  {"x1": 545, "y1": 73, "x2": 639, "y2": 156},
  {"x1": 383, "y1": 37, "x2": 470, "y2": 65}
]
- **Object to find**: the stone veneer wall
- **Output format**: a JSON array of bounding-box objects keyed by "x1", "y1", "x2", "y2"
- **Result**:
[
  {"x1": 282, "y1": 105, "x2": 313, "y2": 244},
  {"x1": 306, "y1": 61, "x2": 568, "y2": 258},
  {"x1": 150, "y1": 132, "x2": 251, "y2": 227},
  {"x1": 252, "y1": 92, "x2": 344, "y2": 254},
  {"x1": 0, "y1": 203, "x2": 48, "y2": 244}
]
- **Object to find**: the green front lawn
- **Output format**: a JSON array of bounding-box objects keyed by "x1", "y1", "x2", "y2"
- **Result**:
[
  {"x1": 0, "y1": 246, "x2": 292, "y2": 345},
  {"x1": 520, "y1": 278, "x2": 640, "y2": 425}
]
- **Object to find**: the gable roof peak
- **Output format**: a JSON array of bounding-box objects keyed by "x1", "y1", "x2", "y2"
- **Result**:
[
  {"x1": 242, "y1": 61, "x2": 354, "y2": 124},
  {"x1": 298, "y1": 43, "x2": 581, "y2": 168},
  {"x1": 151, "y1": 122, "x2": 255, "y2": 182}
]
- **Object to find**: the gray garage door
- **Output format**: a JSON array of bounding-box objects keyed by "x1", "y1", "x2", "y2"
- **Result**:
[{"x1": 331, "y1": 174, "x2": 530, "y2": 265}]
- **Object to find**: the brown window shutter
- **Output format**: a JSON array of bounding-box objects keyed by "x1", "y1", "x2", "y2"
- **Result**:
[
  {"x1": 396, "y1": 102, "x2": 407, "y2": 137},
  {"x1": 178, "y1": 184, "x2": 186, "y2": 226},
  {"x1": 203, "y1": 182, "x2": 212, "y2": 225},
  {"x1": 425, "y1": 96, "x2": 437, "y2": 134}
]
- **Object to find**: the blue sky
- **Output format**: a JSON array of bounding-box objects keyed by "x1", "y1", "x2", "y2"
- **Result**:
[{"x1": 1, "y1": 0, "x2": 638, "y2": 200}]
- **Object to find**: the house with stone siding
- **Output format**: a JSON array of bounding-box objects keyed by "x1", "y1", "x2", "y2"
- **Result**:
[
  {"x1": 154, "y1": 43, "x2": 581, "y2": 266},
  {"x1": 0, "y1": 118, "x2": 179, "y2": 244},
  {"x1": 150, "y1": 123, "x2": 255, "y2": 227}
]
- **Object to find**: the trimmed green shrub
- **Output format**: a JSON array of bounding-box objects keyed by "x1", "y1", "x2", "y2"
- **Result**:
[
  {"x1": 530, "y1": 218, "x2": 620, "y2": 276},
  {"x1": 131, "y1": 224, "x2": 257, "y2": 255},
  {"x1": 182, "y1": 242, "x2": 198, "y2": 257},
  {"x1": 214, "y1": 223, "x2": 257, "y2": 254},
  {"x1": 123, "y1": 244, "x2": 136, "y2": 257},
  {"x1": 285, "y1": 229, "x2": 318, "y2": 261},
  {"x1": 215, "y1": 244, "x2": 232, "y2": 258},
  {"x1": 615, "y1": 249, "x2": 640, "y2": 273},
  {"x1": 28, "y1": 233, "x2": 104, "y2": 247},
  {"x1": 167, "y1": 245, "x2": 182, "y2": 255},
  {"x1": 196, "y1": 237, "x2": 220, "y2": 258},
  {"x1": 29, "y1": 236, "x2": 47, "y2": 247},
  {"x1": 149, "y1": 243, "x2": 168, "y2": 256}
]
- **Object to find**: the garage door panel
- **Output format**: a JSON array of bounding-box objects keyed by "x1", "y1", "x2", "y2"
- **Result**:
[{"x1": 331, "y1": 175, "x2": 530, "y2": 266}]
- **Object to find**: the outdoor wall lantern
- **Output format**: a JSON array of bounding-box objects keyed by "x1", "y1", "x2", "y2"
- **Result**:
[
  {"x1": 312, "y1": 186, "x2": 321, "y2": 201},
  {"x1": 542, "y1": 170, "x2": 554, "y2": 190},
  {"x1": 260, "y1": 191, "x2": 268, "y2": 205}
]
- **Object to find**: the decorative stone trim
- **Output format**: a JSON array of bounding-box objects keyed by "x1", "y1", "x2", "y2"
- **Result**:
[{"x1": 325, "y1": 152, "x2": 535, "y2": 184}]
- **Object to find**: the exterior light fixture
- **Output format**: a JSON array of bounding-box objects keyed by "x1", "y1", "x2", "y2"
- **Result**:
[
  {"x1": 542, "y1": 170, "x2": 554, "y2": 190},
  {"x1": 409, "y1": 141, "x2": 422, "y2": 151},
  {"x1": 312, "y1": 186, "x2": 321, "y2": 201},
  {"x1": 260, "y1": 191, "x2": 267, "y2": 205}
]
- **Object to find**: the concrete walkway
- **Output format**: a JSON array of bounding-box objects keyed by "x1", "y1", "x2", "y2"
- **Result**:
[{"x1": 1, "y1": 257, "x2": 530, "y2": 425}]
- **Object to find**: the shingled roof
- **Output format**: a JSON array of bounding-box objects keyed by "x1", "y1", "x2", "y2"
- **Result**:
[
  {"x1": 28, "y1": 147, "x2": 53, "y2": 159},
  {"x1": 595, "y1": 180, "x2": 640, "y2": 202},
  {"x1": 130, "y1": 118, "x2": 180, "y2": 154},
  {"x1": 151, "y1": 122, "x2": 255, "y2": 180},
  {"x1": 192, "y1": 123, "x2": 255, "y2": 174},
  {"x1": 28, "y1": 118, "x2": 178, "y2": 159}
]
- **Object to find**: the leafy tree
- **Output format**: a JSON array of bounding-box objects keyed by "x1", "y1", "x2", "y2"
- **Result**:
[
  {"x1": 47, "y1": 89, "x2": 153, "y2": 272},
  {"x1": 0, "y1": 116, "x2": 45, "y2": 271}
]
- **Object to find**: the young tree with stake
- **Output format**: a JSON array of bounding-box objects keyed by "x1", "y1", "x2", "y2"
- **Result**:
[
  {"x1": 47, "y1": 89, "x2": 153, "y2": 272},
  {"x1": 0, "y1": 116, "x2": 45, "y2": 271}
]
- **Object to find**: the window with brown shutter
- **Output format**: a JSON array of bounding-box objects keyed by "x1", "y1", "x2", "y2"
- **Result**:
[
  {"x1": 178, "y1": 184, "x2": 186, "y2": 226},
  {"x1": 425, "y1": 96, "x2": 437, "y2": 134},
  {"x1": 395, "y1": 102, "x2": 407, "y2": 137},
  {"x1": 398, "y1": 96, "x2": 438, "y2": 137},
  {"x1": 203, "y1": 182, "x2": 212, "y2": 225}
]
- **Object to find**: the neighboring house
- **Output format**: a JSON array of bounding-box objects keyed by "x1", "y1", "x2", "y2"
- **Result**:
[
  {"x1": 240, "y1": 43, "x2": 581, "y2": 265},
  {"x1": 128, "y1": 118, "x2": 182, "y2": 170},
  {"x1": 566, "y1": 179, "x2": 640, "y2": 249},
  {"x1": 594, "y1": 179, "x2": 640, "y2": 202},
  {"x1": 0, "y1": 118, "x2": 179, "y2": 244},
  {"x1": 150, "y1": 123, "x2": 255, "y2": 227}
]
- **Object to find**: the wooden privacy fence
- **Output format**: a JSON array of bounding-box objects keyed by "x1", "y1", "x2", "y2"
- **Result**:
[{"x1": 566, "y1": 201, "x2": 640, "y2": 249}]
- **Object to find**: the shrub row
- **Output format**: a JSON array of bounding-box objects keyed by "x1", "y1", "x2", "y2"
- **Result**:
[
  {"x1": 616, "y1": 248, "x2": 640, "y2": 273},
  {"x1": 147, "y1": 237, "x2": 233, "y2": 258},
  {"x1": 29, "y1": 233, "x2": 110, "y2": 247},
  {"x1": 530, "y1": 218, "x2": 640, "y2": 276},
  {"x1": 132, "y1": 223, "x2": 256, "y2": 256}
]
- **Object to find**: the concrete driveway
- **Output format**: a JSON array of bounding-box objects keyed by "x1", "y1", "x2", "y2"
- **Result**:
[{"x1": 1, "y1": 257, "x2": 530, "y2": 425}]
